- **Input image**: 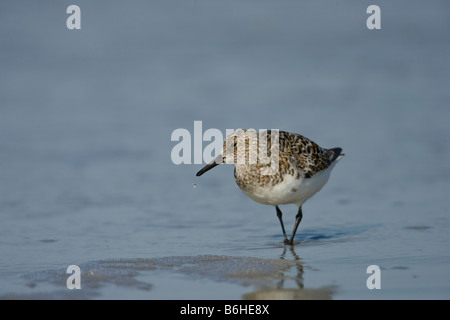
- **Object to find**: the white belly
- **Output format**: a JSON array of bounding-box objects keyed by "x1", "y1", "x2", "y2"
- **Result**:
[{"x1": 240, "y1": 167, "x2": 333, "y2": 207}]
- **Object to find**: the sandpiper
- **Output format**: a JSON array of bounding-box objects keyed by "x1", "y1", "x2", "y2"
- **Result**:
[{"x1": 196, "y1": 129, "x2": 344, "y2": 245}]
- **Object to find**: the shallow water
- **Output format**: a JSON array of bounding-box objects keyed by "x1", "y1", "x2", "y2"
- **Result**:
[{"x1": 1, "y1": 0, "x2": 450, "y2": 299}]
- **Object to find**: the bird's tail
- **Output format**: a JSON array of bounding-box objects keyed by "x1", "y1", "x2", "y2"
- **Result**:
[{"x1": 329, "y1": 147, "x2": 344, "y2": 162}]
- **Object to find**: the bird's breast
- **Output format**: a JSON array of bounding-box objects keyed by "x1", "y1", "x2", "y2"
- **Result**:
[{"x1": 234, "y1": 165, "x2": 332, "y2": 206}]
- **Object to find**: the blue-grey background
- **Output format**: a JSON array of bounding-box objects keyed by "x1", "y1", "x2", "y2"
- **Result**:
[{"x1": 0, "y1": 0, "x2": 449, "y2": 299}]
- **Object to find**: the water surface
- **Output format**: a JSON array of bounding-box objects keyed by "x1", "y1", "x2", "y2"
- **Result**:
[{"x1": 1, "y1": 0, "x2": 449, "y2": 299}]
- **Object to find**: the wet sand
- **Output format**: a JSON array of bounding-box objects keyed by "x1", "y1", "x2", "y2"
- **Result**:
[{"x1": 3, "y1": 255, "x2": 334, "y2": 300}]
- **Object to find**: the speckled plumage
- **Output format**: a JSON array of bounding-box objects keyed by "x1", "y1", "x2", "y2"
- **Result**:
[{"x1": 196, "y1": 129, "x2": 344, "y2": 245}]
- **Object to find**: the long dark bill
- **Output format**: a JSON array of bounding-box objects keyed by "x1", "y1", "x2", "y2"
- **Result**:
[{"x1": 196, "y1": 155, "x2": 223, "y2": 176}]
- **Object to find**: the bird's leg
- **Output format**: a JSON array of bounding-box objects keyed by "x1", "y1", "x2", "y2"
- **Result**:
[
  {"x1": 275, "y1": 206, "x2": 289, "y2": 244},
  {"x1": 288, "y1": 206, "x2": 303, "y2": 245}
]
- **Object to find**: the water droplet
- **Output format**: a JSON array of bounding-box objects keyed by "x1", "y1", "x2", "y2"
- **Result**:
[{"x1": 192, "y1": 183, "x2": 197, "y2": 189}]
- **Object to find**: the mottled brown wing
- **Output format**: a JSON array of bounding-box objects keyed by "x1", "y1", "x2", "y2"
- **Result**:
[{"x1": 279, "y1": 131, "x2": 333, "y2": 178}]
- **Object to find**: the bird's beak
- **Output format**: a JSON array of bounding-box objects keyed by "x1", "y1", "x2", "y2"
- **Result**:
[{"x1": 196, "y1": 154, "x2": 223, "y2": 176}]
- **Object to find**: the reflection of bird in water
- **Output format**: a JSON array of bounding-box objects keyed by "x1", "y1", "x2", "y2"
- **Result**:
[
  {"x1": 243, "y1": 246, "x2": 335, "y2": 300},
  {"x1": 197, "y1": 129, "x2": 344, "y2": 245},
  {"x1": 278, "y1": 245, "x2": 304, "y2": 289}
]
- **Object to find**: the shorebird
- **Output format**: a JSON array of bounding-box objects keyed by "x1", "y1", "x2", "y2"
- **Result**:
[{"x1": 196, "y1": 129, "x2": 343, "y2": 245}]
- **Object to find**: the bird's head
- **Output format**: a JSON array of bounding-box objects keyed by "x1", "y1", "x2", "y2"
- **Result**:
[{"x1": 196, "y1": 129, "x2": 253, "y2": 176}]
